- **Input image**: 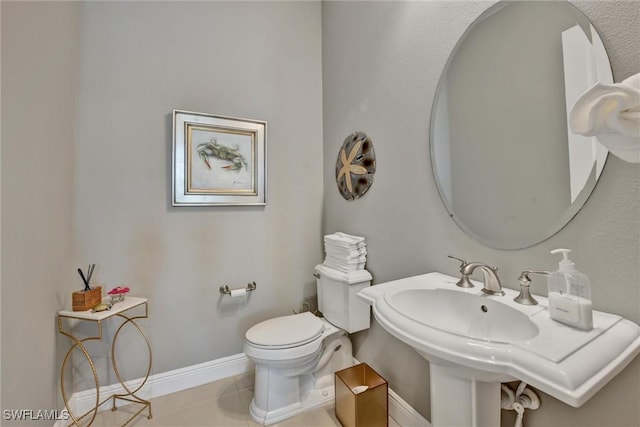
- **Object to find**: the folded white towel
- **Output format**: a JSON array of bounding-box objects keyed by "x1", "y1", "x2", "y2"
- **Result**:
[
  {"x1": 335, "y1": 231, "x2": 365, "y2": 242},
  {"x1": 324, "y1": 232, "x2": 366, "y2": 246},
  {"x1": 325, "y1": 245, "x2": 366, "y2": 256},
  {"x1": 325, "y1": 246, "x2": 367, "y2": 256},
  {"x1": 325, "y1": 239, "x2": 366, "y2": 246},
  {"x1": 325, "y1": 254, "x2": 367, "y2": 265},
  {"x1": 323, "y1": 261, "x2": 366, "y2": 273},
  {"x1": 570, "y1": 73, "x2": 640, "y2": 163}
]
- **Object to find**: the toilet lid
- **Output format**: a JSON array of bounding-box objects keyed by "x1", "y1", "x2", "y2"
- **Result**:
[{"x1": 246, "y1": 312, "x2": 324, "y2": 348}]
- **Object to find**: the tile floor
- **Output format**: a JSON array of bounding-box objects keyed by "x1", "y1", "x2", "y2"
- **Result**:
[{"x1": 90, "y1": 372, "x2": 401, "y2": 427}]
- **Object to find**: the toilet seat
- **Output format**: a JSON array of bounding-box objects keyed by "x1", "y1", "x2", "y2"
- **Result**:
[{"x1": 245, "y1": 312, "x2": 324, "y2": 349}]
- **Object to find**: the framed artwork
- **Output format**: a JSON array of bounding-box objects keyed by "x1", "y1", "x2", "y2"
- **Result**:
[{"x1": 172, "y1": 110, "x2": 266, "y2": 206}]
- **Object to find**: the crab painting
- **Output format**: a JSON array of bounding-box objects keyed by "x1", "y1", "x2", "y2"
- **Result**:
[{"x1": 197, "y1": 138, "x2": 248, "y2": 171}]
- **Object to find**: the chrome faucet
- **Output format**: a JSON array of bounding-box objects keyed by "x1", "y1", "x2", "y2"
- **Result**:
[{"x1": 461, "y1": 262, "x2": 505, "y2": 296}]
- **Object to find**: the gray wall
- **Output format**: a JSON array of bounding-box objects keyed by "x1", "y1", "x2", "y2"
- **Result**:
[
  {"x1": 2, "y1": 1, "x2": 638, "y2": 426},
  {"x1": 1, "y1": 1, "x2": 80, "y2": 420},
  {"x1": 1, "y1": 0, "x2": 323, "y2": 417},
  {"x1": 322, "y1": 1, "x2": 639, "y2": 426},
  {"x1": 71, "y1": 0, "x2": 323, "y2": 377}
]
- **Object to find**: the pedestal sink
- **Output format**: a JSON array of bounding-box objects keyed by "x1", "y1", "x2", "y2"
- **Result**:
[{"x1": 358, "y1": 272, "x2": 640, "y2": 427}]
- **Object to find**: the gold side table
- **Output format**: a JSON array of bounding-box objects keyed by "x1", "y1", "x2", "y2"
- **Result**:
[{"x1": 58, "y1": 297, "x2": 152, "y2": 426}]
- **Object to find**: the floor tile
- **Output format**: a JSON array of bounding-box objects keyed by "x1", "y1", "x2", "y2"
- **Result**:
[
  {"x1": 234, "y1": 372, "x2": 255, "y2": 392},
  {"x1": 88, "y1": 373, "x2": 401, "y2": 427},
  {"x1": 149, "y1": 378, "x2": 237, "y2": 417}
]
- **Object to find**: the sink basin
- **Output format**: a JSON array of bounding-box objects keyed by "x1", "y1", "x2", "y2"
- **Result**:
[
  {"x1": 358, "y1": 272, "x2": 640, "y2": 411},
  {"x1": 387, "y1": 288, "x2": 538, "y2": 343}
]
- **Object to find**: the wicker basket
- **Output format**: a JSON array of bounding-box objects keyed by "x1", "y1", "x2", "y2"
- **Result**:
[{"x1": 72, "y1": 286, "x2": 102, "y2": 311}]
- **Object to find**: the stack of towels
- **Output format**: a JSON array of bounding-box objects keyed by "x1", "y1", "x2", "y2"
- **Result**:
[{"x1": 323, "y1": 232, "x2": 367, "y2": 273}]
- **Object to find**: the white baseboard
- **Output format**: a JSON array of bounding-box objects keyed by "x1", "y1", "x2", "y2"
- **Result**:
[
  {"x1": 54, "y1": 353, "x2": 252, "y2": 427},
  {"x1": 389, "y1": 388, "x2": 431, "y2": 427},
  {"x1": 56, "y1": 353, "x2": 429, "y2": 427}
]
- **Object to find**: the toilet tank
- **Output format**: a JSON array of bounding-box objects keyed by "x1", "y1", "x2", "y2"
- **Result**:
[{"x1": 314, "y1": 264, "x2": 372, "y2": 333}]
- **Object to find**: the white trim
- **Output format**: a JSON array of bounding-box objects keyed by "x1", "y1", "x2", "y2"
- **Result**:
[
  {"x1": 54, "y1": 353, "x2": 252, "y2": 427},
  {"x1": 55, "y1": 353, "x2": 429, "y2": 427},
  {"x1": 389, "y1": 388, "x2": 431, "y2": 427}
]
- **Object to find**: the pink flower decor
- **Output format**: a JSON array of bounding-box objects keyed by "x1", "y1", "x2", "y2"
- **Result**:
[{"x1": 108, "y1": 286, "x2": 130, "y2": 295}]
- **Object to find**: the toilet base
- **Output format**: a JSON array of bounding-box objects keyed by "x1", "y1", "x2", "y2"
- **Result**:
[
  {"x1": 249, "y1": 375, "x2": 335, "y2": 425},
  {"x1": 248, "y1": 333, "x2": 353, "y2": 425}
]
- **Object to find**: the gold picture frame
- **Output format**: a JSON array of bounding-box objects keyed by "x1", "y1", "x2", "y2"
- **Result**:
[{"x1": 172, "y1": 110, "x2": 266, "y2": 206}]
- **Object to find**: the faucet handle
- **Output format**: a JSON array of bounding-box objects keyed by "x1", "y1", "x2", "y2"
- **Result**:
[
  {"x1": 448, "y1": 255, "x2": 474, "y2": 288},
  {"x1": 514, "y1": 270, "x2": 550, "y2": 305},
  {"x1": 518, "y1": 270, "x2": 550, "y2": 283},
  {"x1": 448, "y1": 255, "x2": 467, "y2": 269}
]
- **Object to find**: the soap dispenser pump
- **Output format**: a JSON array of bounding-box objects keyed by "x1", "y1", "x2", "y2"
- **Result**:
[{"x1": 547, "y1": 248, "x2": 593, "y2": 330}]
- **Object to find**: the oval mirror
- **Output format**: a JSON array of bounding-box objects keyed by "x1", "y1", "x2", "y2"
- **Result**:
[{"x1": 430, "y1": 1, "x2": 612, "y2": 250}]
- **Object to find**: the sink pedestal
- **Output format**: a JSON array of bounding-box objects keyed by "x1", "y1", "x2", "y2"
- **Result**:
[{"x1": 430, "y1": 364, "x2": 500, "y2": 427}]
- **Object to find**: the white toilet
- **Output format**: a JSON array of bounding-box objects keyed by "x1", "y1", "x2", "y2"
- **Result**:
[{"x1": 243, "y1": 265, "x2": 372, "y2": 425}]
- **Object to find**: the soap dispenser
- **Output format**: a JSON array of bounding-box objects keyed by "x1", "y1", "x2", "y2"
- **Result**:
[{"x1": 547, "y1": 248, "x2": 593, "y2": 330}]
